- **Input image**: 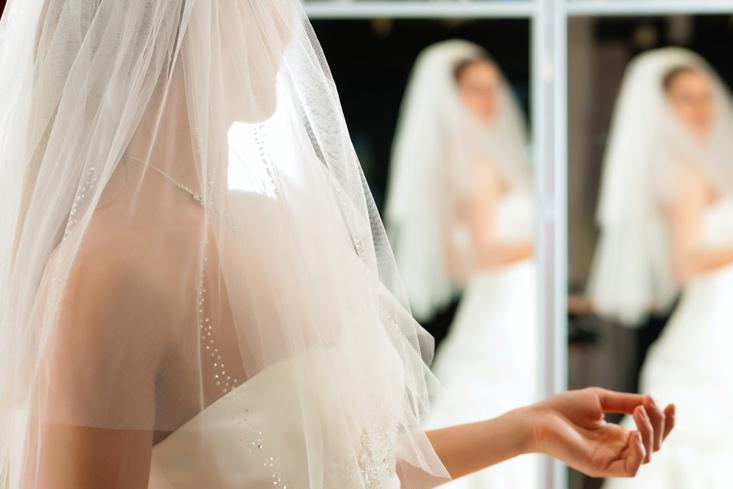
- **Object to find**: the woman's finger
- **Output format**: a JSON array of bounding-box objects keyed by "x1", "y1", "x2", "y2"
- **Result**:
[
  {"x1": 600, "y1": 430, "x2": 644, "y2": 478},
  {"x1": 662, "y1": 404, "x2": 676, "y2": 440},
  {"x1": 596, "y1": 388, "x2": 646, "y2": 415},
  {"x1": 619, "y1": 431, "x2": 645, "y2": 477},
  {"x1": 643, "y1": 396, "x2": 665, "y2": 451},
  {"x1": 633, "y1": 406, "x2": 653, "y2": 463}
]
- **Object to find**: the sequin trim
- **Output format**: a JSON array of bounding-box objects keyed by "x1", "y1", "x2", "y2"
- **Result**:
[{"x1": 196, "y1": 239, "x2": 291, "y2": 487}]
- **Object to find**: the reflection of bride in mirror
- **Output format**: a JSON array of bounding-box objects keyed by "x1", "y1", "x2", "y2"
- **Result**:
[
  {"x1": 590, "y1": 48, "x2": 733, "y2": 489},
  {"x1": 386, "y1": 40, "x2": 539, "y2": 488}
]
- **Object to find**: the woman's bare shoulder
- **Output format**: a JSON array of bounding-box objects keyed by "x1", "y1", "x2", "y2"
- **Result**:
[{"x1": 54, "y1": 216, "x2": 200, "y2": 336}]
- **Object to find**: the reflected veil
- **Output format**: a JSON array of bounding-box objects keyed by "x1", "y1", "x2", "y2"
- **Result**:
[
  {"x1": 385, "y1": 40, "x2": 530, "y2": 322},
  {"x1": 588, "y1": 47, "x2": 733, "y2": 325}
]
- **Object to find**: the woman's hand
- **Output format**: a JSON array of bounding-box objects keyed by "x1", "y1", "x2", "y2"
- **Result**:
[
  {"x1": 425, "y1": 387, "x2": 675, "y2": 486},
  {"x1": 527, "y1": 387, "x2": 675, "y2": 478}
]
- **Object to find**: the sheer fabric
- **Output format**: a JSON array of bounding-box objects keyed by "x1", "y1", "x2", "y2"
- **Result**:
[
  {"x1": 588, "y1": 47, "x2": 733, "y2": 325},
  {"x1": 0, "y1": 1, "x2": 449, "y2": 488},
  {"x1": 385, "y1": 40, "x2": 531, "y2": 322}
]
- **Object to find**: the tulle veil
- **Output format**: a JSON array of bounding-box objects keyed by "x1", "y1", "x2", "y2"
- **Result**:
[
  {"x1": 0, "y1": 1, "x2": 449, "y2": 487},
  {"x1": 385, "y1": 39, "x2": 531, "y2": 322},
  {"x1": 588, "y1": 47, "x2": 733, "y2": 325}
]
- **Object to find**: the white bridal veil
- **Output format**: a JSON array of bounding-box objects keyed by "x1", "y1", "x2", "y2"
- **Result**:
[
  {"x1": 385, "y1": 40, "x2": 530, "y2": 322},
  {"x1": 588, "y1": 47, "x2": 733, "y2": 325},
  {"x1": 0, "y1": 1, "x2": 449, "y2": 488}
]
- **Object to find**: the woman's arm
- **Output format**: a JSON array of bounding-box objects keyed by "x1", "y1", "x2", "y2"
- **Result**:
[
  {"x1": 26, "y1": 425, "x2": 154, "y2": 489},
  {"x1": 462, "y1": 169, "x2": 532, "y2": 269},
  {"x1": 673, "y1": 245, "x2": 733, "y2": 282},
  {"x1": 23, "y1": 247, "x2": 165, "y2": 489},
  {"x1": 425, "y1": 407, "x2": 531, "y2": 480},
  {"x1": 426, "y1": 388, "x2": 674, "y2": 484},
  {"x1": 666, "y1": 164, "x2": 733, "y2": 282}
]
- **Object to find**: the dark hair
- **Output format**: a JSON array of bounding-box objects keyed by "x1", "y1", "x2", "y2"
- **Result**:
[
  {"x1": 662, "y1": 65, "x2": 698, "y2": 92},
  {"x1": 453, "y1": 55, "x2": 494, "y2": 84}
]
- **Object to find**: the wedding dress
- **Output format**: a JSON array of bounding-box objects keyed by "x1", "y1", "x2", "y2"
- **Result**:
[
  {"x1": 427, "y1": 188, "x2": 540, "y2": 489},
  {"x1": 604, "y1": 196, "x2": 733, "y2": 489},
  {"x1": 148, "y1": 349, "x2": 402, "y2": 489},
  {"x1": 0, "y1": 1, "x2": 449, "y2": 488},
  {"x1": 589, "y1": 48, "x2": 733, "y2": 489},
  {"x1": 385, "y1": 40, "x2": 539, "y2": 488}
]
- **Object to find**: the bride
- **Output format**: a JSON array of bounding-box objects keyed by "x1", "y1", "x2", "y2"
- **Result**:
[
  {"x1": 386, "y1": 40, "x2": 539, "y2": 488},
  {"x1": 0, "y1": 2, "x2": 673, "y2": 488},
  {"x1": 589, "y1": 48, "x2": 733, "y2": 489}
]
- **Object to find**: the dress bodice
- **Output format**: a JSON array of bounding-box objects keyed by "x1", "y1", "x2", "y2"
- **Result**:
[
  {"x1": 148, "y1": 349, "x2": 401, "y2": 489},
  {"x1": 494, "y1": 187, "x2": 534, "y2": 244},
  {"x1": 701, "y1": 196, "x2": 733, "y2": 247}
]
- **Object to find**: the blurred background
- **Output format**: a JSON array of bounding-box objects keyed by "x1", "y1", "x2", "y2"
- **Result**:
[{"x1": 312, "y1": 17, "x2": 531, "y2": 345}]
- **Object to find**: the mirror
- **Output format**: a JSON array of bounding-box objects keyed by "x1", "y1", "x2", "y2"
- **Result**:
[
  {"x1": 568, "y1": 14, "x2": 733, "y2": 489},
  {"x1": 312, "y1": 17, "x2": 544, "y2": 487}
]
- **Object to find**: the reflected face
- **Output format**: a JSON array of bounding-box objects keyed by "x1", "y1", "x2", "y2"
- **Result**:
[
  {"x1": 665, "y1": 69, "x2": 715, "y2": 139},
  {"x1": 455, "y1": 60, "x2": 502, "y2": 126}
]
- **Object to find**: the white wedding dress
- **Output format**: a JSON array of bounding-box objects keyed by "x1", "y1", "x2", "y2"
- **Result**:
[
  {"x1": 427, "y1": 188, "x2": 540, "y2": 488},
  {"x1": 149, "y1": 348, "x2": 402, "y2": 489},
  {"x1": 604, "y1": 196, "x2": 733, "y2": 489}
]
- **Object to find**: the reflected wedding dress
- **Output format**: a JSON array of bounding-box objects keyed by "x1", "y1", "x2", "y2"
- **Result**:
[
  {"x1": 589, "y1": 48, "x2": 733, "y2": 489},
  {"x1": 605, "y1": 196, "x2": 733, "y2": 489},
  {"x1": 385, "y1": 40, "x2": 540, "y2": 488},
  {"x1": 428, "y1": 188, "x2": 540, "y2": 488}
]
